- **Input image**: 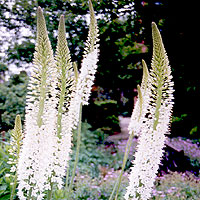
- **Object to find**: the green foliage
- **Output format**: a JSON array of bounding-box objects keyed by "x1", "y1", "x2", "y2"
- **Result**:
[
  {"x1": 0, "y1": 72, "x2": 28, "y2": 131},
  {"x1": 86, "y1": 97, "x2": 120, "y2": 134},
  {"x1": 8, "y1": 41, "x2": 35, "y2": 65},
  {"x1": 172, "y1": 114, "x2": 187, "y2": 123},
  {"x1": 54, "y1": 172, "x2": 128, "y2": 200},
  {"x1": 54, "y1": 171, "x2": 200, "y2": 200},
  {"x1": 0, "y1": 145, "x2": 12, "y2": 199},
  {"x1": 189, "y1": 126, "x2": 198, "y2": 136},
  {"x1": 152, "y1": 172, "x2": 200, "y2": 200},
  {"x1": 70, "y1": 123, "x2": 124, "y2": 178},
  {"x1": 1, "y1": 0, "x2": 143, "y2": 88}
]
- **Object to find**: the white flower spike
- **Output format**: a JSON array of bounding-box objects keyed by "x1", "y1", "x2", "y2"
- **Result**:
[
  {"x1": 128, "y1": 60, "x2": 150, "y2": 136},
  {"x1": 125, "y1": 22, "x2": 174, "y2": 200}
]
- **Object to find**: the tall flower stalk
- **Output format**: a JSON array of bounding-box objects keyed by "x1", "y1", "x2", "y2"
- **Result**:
[
  {"x1": 7, "y1": 115, "x2": 23, "y2": 200},
  {"x1": 16, "y1": 1, "x2": 99, "y2": 199},
  {"x1": 55, "y1": 14, "x2": 74, "y2": 139},
  {"x1": 109, "y1": 60, "x2": 149, "y2": 200},
  {"x1": 124, "y1": 22, "x2": 174, "y2": 200},
  {"x1": 66, "y1": 0, "x2": 99, "y2": 195},
  {"x1": 17, "y1": 7, "x2": 58, "y2": 200}
]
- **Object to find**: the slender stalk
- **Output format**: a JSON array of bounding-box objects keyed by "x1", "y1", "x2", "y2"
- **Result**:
[
  {"x1": 47, "y1": 181, "x2": 53, "y2": 200},
  {"x1": 109, "y1": 132, "x2": 134, "y2": 200},
  {"x1": 67, "y1": 104, "x2": 82, "y2": 198},
  {"x1": 27, "y1": 188, "x2": 32, "y2": 200},
  {"x1": 10, "y1": 174, "x2": 17, "y2": 200},
  {"x1": 64, "y1": 164, "x2": 70, "y2": 198},
  {"x1": 64, "y1": 62, "x2": 79, "y2": 194},
  {"x1": 57, "y1": 82, "x2": 66, "y2": 138},
  {"x1": 10, "y1": 115, "x2": 23, "y2": 200}
]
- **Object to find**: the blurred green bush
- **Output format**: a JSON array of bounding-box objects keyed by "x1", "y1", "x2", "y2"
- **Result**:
[{"x1": 0, "y1": 71, "x2": 28, "y2": 131}]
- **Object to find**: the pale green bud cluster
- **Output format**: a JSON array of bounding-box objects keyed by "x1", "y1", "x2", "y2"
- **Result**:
[{"x1": 8, "y1": 115, "x2": 23, "y2": 172}]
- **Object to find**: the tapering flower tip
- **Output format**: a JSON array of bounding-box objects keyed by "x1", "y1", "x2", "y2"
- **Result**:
[
  {"x1": 151, "y1": 22, "x2": 166, "y2": 57},
  {"x1": 37, "y1": 6, "x2": 42, "y2": 14},
  {"x1": 14, "y1": 115, "x2": 22, "y2": 134},
  {"x1": 57, "y1": 14, "x2": 70, "y2": 55},
  {"x1": 128, "y1": 85, "x2": 143, "y2": 136},
  {"x1": 13, "y1": 115, "x2": 23, "y2": 143},
  {"x1": 152, "y1": 22, "x2": 162, "y2": 42},
  {"x1": 89, "y1": 0, "x2": 95, "y2": 17},
  {"x1": 137, "y1": 85, "x2": 143, "y2": 120},
  {"x1": 36, "y1": 6, "x2": 48, "y2": 40},
  {"x1": 8, "y1": 115, "x2": 23, "y2": 172},
  {"x1": 59, "y1": 15, "x2": 65, "y2": 30},
  {"x1": 141, "y1": 59, "x2": 149, "y2": 90},
  {"x1": 37, "y1": 6, "x2": 44, "y2": 25},
  {"x1": 89, "y1": 0, "x2": 97, "y2": 34},
  {"x1": 56, "y1": 12, "x2": 73, "y2": 88},
  {"x1": 57, "y1": 14, "x2": 68, "y2": 52},
  {"x1": 73, "y1": 62, "x2": 79, "y2": 82},
  {"x1": 84, "y1": 0, "x2": 99, "y2": 55}
]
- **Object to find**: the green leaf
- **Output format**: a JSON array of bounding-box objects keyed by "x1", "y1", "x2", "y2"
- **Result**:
[
  {"x1": 0, "y1": 168, "x2": 7, "y2": 175},
  {"x1": 0, "y1": 194, "x2": 10, "y2": 200}
]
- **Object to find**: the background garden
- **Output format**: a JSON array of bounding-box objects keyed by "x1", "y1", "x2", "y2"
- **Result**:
[{"x1": 0, "y1": 0, "x2": 200, "y2": 199}]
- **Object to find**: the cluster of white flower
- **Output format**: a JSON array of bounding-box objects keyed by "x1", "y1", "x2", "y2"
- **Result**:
[
  {"x1": 18, "y1": 96, "x2": 59, "y2": 199},
  {"x1": 125, "y1": 104, "x2": 172, "y2": 199},
  {"x1": 77, "y1": 49, "x2": 99, "y2": 105},
  {"x1": 60, "y1": 0, "x2": 99, "y2": 155},
  {"x1": 61, "y1": 49, "x2": 99, "y2": 156},
  {"x1": 125, "y1": 22, "x2": 174, "y2": 200}
]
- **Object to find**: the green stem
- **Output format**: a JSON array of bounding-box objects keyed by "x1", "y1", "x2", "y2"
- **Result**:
[
  {"x1": 47, "y1": 181, "x2": 53, "y2": 200},
  {"x1": 37, "y1": 64, "x2": 47, "y2": 128},
  {"x1": 10, "y1": 117, "x2": 22, "y2": 200},
  {"x1": 109, "y1": 132, "x2": 134, "y2": 200},
  {"x1": 153, "y1": 83, "x2": 162, "y2": 130},
  {"x1": 64, "y1": 63, "x2": 78, "y2": 196},
  {"x1": 10, "y1": 174, "x2": 17, "y2": 200},
  {"x1": 67, "y1": 104, "x2": 82, "y2": 198},
  {"x1": 64, "y1": 164, "x2": 70, "y2": 195},
  {"x1": 27, "y1": 188, "x2": 32, "y2": 200},
  {"x1": 57, "y1": 85, "x2": 65, "y2": 138}
]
